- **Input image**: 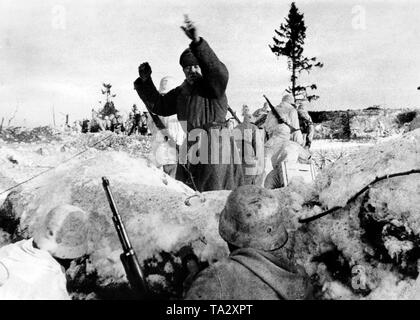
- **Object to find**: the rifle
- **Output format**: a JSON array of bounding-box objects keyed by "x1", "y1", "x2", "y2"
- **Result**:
[
  {"x1": 227, "y1": 105, "x2": 242, "y2": 124},
  {"x1": 263, "y1": 94, "x2": 298, "y2": 132},
  {"x1": 253, "y1": 113, "x2": 267, "y2": 128},
  {"x1": 102, "y1": 177, "x2": 148, "y2": 299},
  {"x1": 146, "y1": 109, "x2": 166, "y2": 131}
]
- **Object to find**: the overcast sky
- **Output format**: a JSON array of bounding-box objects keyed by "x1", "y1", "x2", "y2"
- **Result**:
[{"x1": 1, "y1": 0, "x2": 419, "y2": 127}]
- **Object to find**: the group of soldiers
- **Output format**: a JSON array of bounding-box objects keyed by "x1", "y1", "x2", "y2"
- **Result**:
[
  {"x1": 0, "y1": 16, "x2": 316, "y2": 300},
  {"x1": 75, "y1": 105, "x2": 151, "y2": 136},
  {"x1": 135, "y1": 16, "x2": 315, "y2": 299},
  {"x1": 138, "y1": 23, "x2": 315, "y2": 192}
]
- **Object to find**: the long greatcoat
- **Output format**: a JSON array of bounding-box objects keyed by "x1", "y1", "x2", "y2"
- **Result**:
[
  {"x1": 134, "y1": 38, "x2": 243, "y2": 192},
  {"x1": 234, "y1": 119, "x2": 265, "y2": 185}
]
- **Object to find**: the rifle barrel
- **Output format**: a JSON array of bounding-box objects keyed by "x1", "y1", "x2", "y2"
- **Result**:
[
  {"x1": 227, "y1": 106, "x2": 241, "y2": 124},
  {"x1": 263, "y1": 95, "x2": 273, "y2": 108},
  {"x1": 263, "y1": 94, "x2": 297, "y2": 131},
  {"x1": 102, "y1": 177, "x2": 132, "y2": 252}
]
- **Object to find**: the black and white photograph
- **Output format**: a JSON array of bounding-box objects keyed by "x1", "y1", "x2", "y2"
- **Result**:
[{"x1": 0, "y1": 0, "x2": 419, "y2": 309}]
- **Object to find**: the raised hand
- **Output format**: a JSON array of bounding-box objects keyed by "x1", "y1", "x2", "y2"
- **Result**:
[
  {"x1": 181, "y1": 14, "x2": 199, "y2": 43},
  {"x1": 138, "y1": 62, "x2": 152, "y2": 81}
]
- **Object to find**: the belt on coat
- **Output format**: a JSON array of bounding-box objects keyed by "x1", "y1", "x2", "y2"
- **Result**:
[{"x1": 201, "y1": 121, "x2": 229, "y2": 131}]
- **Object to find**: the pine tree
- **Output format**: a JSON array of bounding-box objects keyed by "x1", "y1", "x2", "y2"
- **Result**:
[
  {"x1": 99, "y1": 83, "x2": 118, "y2": 116},
  {"x1": 270, "y1": 2, "x2": 323, "y2": 102}
]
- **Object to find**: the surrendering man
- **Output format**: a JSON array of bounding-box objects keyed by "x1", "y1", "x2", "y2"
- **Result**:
[{"x1": 134, "y1": 15, "x2": 243, "y2": 192}]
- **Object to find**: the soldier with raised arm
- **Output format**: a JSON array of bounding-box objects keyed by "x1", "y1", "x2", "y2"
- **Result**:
[{"x1": 134, "y1": 15, "x2": 243, "y2": 191}]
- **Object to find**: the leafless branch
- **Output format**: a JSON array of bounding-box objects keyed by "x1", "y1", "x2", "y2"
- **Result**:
[{"x1": 7, "y1": 105, "x2": 19, "y2": 127}]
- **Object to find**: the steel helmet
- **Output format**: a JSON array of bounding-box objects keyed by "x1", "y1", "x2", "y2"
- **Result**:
[
  {"x1": 219, "y1": 185, "x2": 288, "y2": 251},
  {"x1": 159, "y1": 76, "x2": 177, "y2": 94},
  {"x1": 282, "y1": 94, "x2": 294, "y2": 104},
  {"x1": 33, "y1": 204, "x2": 89, "y2": 259}
]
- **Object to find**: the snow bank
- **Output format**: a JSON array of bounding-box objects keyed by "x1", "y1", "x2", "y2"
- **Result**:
[
  {"x1": 290, "y1": 129, "x2": 420, "y2": 300},
  {"x1": 0, "y1": 127, "x2": 419, "y2": 300},
  {"x1": 316, "y1": 129, "x2": 420, "y2": 209},
  {"x1": 0, "y1": 150, "x2": 233, "y2": 299}
]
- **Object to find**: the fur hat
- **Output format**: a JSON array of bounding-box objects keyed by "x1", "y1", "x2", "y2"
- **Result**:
[{"x1": 179, "y1": 48, "x2": 199, "y2": 68}]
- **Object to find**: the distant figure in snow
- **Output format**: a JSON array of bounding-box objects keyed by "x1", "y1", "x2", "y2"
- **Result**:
[
  {"x1": 234, "y1": 113, "x2": 265, "y2": 186},
  {"x1": 297, "y1": 100, "x2": 315, "y2": 149},
  {"x1": 227, "y1": 118, "x2": 236, "y2": 130},
  {"x1": 264, "y1": 94, "x2": 303, "y2": 145},
  {"x1": 139, "y1": 113, "x2": 149, "y2": 135},
  {"x1": 90, "y1": 109, "x2": 105, "y2": 132},
  {"x1": 81, "y1": 119, "x2": 90, "y2": 133},
  {"x1": 125, "y1": 112, "x2": 134, "y2": 133},
  {"x1": 128, "y1": 105, "x2": 142, "y2": 136},
  {"x1": 261, "y1": 94, "x2": 303, "y2": 186},
  {"x1": 109, "y1": 114, "x2": 116, "y2": 132},
  {"x1": 104, "y1": 115, "x2": 112, "y2": 131},
  {"x1": 112, "y1": 112, "x2": 125, "y2": 134},
  {"x1": 72, "y1": 120, "x2": 82, "y2": 133}
]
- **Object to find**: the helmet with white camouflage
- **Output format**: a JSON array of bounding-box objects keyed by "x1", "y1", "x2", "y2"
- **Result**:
[
  {"x1": 33, "y1": 204, "x2": 89, "y2": 259},
  {"x1": 282, "y1": 94, "x2": 294, "y2": 105},
  {"x1": 218, "y1": 185, "x2": 288, "y2": 251},
  {"x1": 159, "y1": 76, "x2": 177, "y2": 94}
]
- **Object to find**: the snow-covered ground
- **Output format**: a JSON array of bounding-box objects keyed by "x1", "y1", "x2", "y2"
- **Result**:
[
  {"x1": 0, "y1": 131, "x2": 378, "y2": 203},
  {"x1": 0, "y1": 127, "x2": 419, "y2": 300}
]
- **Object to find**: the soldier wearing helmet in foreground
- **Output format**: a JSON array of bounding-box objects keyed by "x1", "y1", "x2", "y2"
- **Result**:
[
  {"x1": 0, "y1": 205, "x2": 89, "y2": 300},
  {"x1": 184, "y1": 185, "x2": 313, "y2": 300}
]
